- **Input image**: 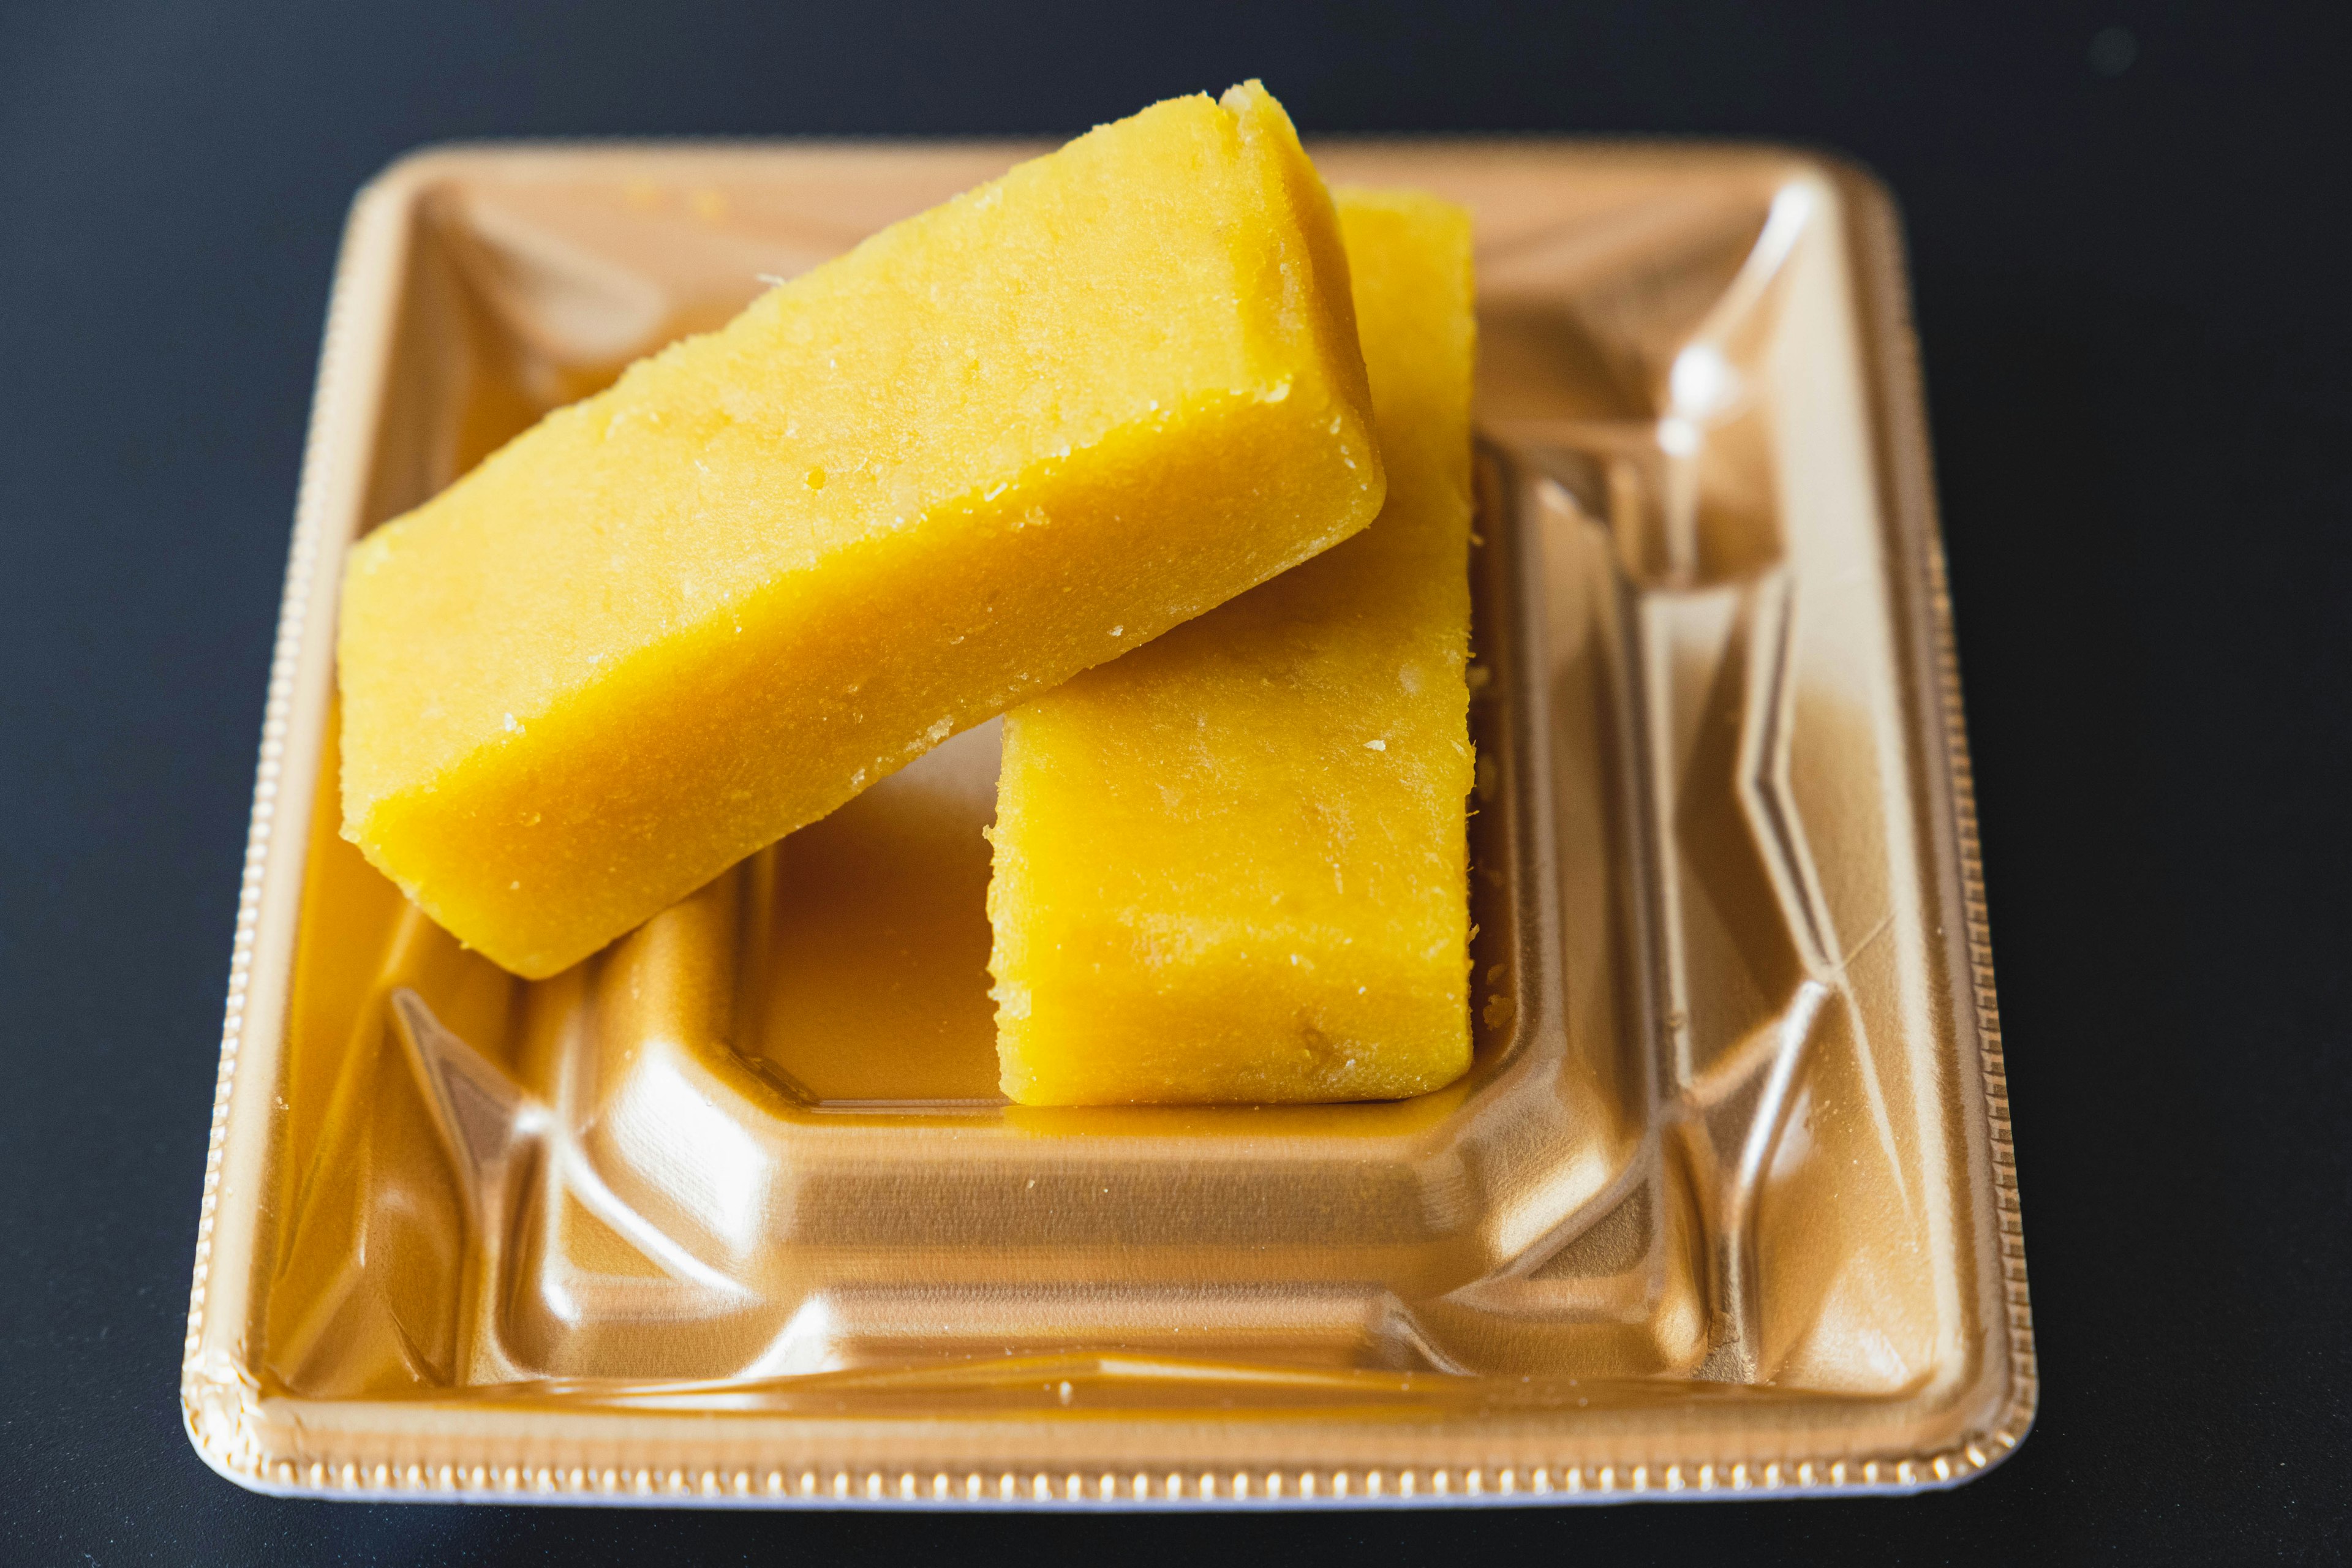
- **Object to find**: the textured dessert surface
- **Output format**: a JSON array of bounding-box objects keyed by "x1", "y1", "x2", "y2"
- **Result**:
[
  {"x1": 990, "y1": 187, "x2": 1476, "y2": 1104},
  {"x1": 336, "y1": 81, "x2": 1382, "y2": 978}
]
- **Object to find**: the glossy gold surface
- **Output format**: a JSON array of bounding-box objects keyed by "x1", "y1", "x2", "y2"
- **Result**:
[{"x1": 184, "y1": 141, "x2": 2030, "y2": 1504}]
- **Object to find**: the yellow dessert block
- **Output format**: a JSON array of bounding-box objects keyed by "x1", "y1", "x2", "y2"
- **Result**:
[
  {"x1": 988, "y1": 189, "x2": 1477, "y2": 1105},
  {"x1": 339, "y1": 82, "x2": 1382, "y2": 979}
]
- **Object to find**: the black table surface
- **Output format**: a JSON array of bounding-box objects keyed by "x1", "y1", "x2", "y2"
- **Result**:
[{"x1": 4, "y1": 2, "x2": 2347, "y2": 1562}]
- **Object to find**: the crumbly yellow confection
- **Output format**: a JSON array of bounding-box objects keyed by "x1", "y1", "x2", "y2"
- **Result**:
[
  {"x1": 338, "y1": 82, "x2": 1382, "y2": 978},
  {"x1": 989, "y1": 188, "x2": 1476, "y2": 1104}
]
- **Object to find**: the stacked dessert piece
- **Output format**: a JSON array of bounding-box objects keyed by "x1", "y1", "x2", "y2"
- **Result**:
[{"x1": 336, "y1": 82, "x2": 1476, "y2": 1105}]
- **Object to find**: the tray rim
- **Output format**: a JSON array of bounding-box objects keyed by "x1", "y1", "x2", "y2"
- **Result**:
[{"x1": 181, "y1": 134, "x2": 2034, "y2": 1508}]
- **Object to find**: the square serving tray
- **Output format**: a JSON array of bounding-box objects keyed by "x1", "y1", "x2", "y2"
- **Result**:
[{"x1": 184, "y1": 137, "x2": 2032, "y2": 1507}]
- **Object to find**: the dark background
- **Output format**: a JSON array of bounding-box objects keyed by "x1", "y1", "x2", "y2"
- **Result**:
[{"x1": 3, "y1": 1, "x2": 2347, "y2": 1562}]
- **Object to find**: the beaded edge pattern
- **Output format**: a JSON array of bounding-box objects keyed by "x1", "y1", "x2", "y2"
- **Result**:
[
  {"x1": 202, "y1": 1452, "x2": 2015, "y2": 1507},
  {"x1": 1851, "y1": 161, "x2": 2038, "y2": 1461},
  {"x1": 181, "y1": 141, "x2": 2035, "y2": 1506}
]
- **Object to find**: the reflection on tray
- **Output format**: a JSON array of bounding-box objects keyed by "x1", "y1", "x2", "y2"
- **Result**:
[{"x1": 744, "y1": 718, "x2": 1005, "y2": 1107}]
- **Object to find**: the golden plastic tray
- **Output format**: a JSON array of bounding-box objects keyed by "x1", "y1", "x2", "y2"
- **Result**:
[{"x1": 183, "y1": 138, "x2": 2032, "y2": 1507}]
